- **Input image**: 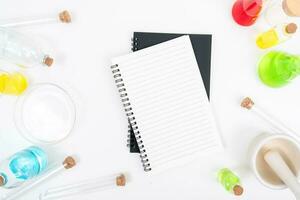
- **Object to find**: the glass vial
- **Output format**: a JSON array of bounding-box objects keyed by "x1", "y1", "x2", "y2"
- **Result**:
[
  {"x1": 0, "y1": 27, "x2": 53, "y2": 68},
  {"x1": 218, "y1": 168, "x2": 244, "y2": 196},
  {"x1": 0, "y1": 146, "x2": 48, "y2": 189},
  {"x1": 256, "y1": 23, "x2": 297, "y2": 49},
  {"x1": 265, "y1": 0, "x2": 300, "y2": 25}
]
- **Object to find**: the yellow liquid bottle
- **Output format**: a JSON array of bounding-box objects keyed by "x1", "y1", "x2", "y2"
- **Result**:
[
  {"x1": 0, "y1": 73, "x2": 6, "y2": 93},
  {"x1": 0, "y1": 72, "x2": 28, "y2": 95},
  {"x1": 256, "y1": 23, "x2": 297, "y2": 49}
]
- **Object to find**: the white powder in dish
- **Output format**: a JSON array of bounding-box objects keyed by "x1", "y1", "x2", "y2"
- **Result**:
[{"x1": 18, "y1": 84, "x2": 75, "y2": 143}]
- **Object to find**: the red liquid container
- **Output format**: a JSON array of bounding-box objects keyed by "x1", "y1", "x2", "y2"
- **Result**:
[{"x1": 232, "y1": 0, "x2": 263, "y2": 26}]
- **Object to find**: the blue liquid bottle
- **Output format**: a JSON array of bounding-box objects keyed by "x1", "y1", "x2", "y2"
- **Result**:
[{"x1": 0, "y1": 146, "x2": 48, "y2": 188}]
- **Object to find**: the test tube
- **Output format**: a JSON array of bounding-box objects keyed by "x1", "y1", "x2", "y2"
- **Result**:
[
  {"x1": 39, "y1": 173, "x2": 126, "y2": 200},
  {"x1": 0, "y1": 156, "x2": 76, "y2": 200},
  {"x1": 241, "y1": 97, "x2": 300, "y2": 141},
  {"x1": 0, "y1": 10, "x2": 71, "y2": 28}
]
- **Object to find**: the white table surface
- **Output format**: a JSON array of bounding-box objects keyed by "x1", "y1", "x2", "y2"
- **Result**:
[{"x1": 1, "y1": 0, "x2": 300, "y2": 199}]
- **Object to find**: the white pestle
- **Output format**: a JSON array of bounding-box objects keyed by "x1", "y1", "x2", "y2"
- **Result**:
[{"x1": 264, "y1": 150, "x2": 300, "y2": 200}]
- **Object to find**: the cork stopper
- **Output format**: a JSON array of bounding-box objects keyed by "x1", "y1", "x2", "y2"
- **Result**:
[
  {"x1": 63, "y1": 156, "x2": 76, "y2": 169},
  {"x1": 0, "y1": 176, "x2": 5, "y2": 186},
  {"x1": 286, "y1": 23, "x2": 298, "y2": 34},
  {"x1": 283, "y1": 0, "x2": 300, "y2": 17},
  {"x1": 116, "y1": 174, "x2": 126, "y2": 186},
  {"x1": 44, "y1": 56, "x2": 54, "y2": 67},
  {"x1": 241, "y1": 97, "x2": 254, "y2": 110},
  {"x1": 59, "y1": 10, "x2": 72, "y2": 23},
  {"x1": 233, "y1": 185, "x2": 244, "y2": 196}
]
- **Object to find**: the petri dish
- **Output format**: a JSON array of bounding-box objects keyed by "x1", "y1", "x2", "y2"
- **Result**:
[{"x1": 14, "y1": 83, "x2": 76, "y2": 145}]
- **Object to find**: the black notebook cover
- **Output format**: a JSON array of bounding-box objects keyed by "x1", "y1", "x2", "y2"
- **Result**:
[{"x1": 129, "y1": 32, "x2": 212, "y2": 153}]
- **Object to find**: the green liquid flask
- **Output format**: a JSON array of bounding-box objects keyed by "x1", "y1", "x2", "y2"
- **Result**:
[
  {"x1": 218, "y1": 168, "x2": 243, "y2": 196},
  {"x1": 258, "y1": 51, "x2": 300, "y2": 87}
]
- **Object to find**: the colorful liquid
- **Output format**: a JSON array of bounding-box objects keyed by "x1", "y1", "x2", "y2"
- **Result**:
[
  {"x1": 232, "y1": 0, "x2": 262, "y2": 26},
  {"x1": 218, "y1": 168, "x2": 243, "y2": 195},
  {"x1": 0, "y1": 72, "x2": 28, "y2": 95},
  {"x1": 256, "y1": 29, "x2": 279, "y2": 49},
  {"x1": 0, "y1": 146, "x2": 48, "y2": 188},
  {"x1": 9, "y1": 147, "x2": 48, "y2": 180},
  {"x1": 258, "y1": 51, "x2": 300, "y2": 87},
  {"x1": 256, "y1": 24, "x2": 296, "y2": 49}
]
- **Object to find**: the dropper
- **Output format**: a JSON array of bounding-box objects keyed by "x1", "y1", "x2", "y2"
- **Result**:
[
  {"x1": 0, "y1": 10, "x2": 71, "y2": 28},
  {"x1": 0, "y1": 156, "x2": 76, "y2": 200}
]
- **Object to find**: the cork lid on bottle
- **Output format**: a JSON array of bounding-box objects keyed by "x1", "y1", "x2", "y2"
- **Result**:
[
  {"x1": 63, "y1": 156, "x2": 76, "y2": 169},
  {"x1": 233, "y1": 185, "x2": 244, "y2": 196},
  {"x1": 283, "y1": 0, "x2": 300, "y2": 16},
  {"x1": 0, "y1": 176, "x2": 5, "y2": 186},
  {"x1": 43, "y1": 56, "x2": 54, "y2": 67},
  {"x1": 241, "y1": 97, "x2": 254, "y2": 110},
  {"x1": 286, "y1": 23, "x2": 298, "y2": 34},
  {"x1": 116, "y1": 174, "x2": 126, "y2": 186},
  {"x1": 59, "y1": 10, "x2": 72, "y2": 23}
]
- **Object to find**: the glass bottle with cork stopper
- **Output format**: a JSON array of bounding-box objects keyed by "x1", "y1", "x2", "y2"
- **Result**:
[
  {"x1": 256, "y1": 23, "x2": 298, "y2": 49},
  {"x1": 218, "y1": 168, "x2": 244, "y2": 196},
  {"x1": 0, "y1": 10, "x2": 71, "y2": 28},
  {"x1": 0, "y1": 27, "x2": 54, "y2": 68},
  {"x1": 265, "y1": 0, "x2": 300, "y2": 25},
  {"x1": 258, "y1": 51, "x2": 300, "y2": 87},
  {"x1": 0, "y1": 146, "x2": 48, "y2": 189}
]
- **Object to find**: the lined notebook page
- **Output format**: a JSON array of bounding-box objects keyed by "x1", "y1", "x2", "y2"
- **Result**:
[{"x1": 112, "y1": 36, "x2": 223, "y2": 173}]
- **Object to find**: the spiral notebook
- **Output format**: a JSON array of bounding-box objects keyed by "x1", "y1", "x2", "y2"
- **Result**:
[
  {"x1": 111, "y1": 36, "x2": 222, "y2": 172},
  {"x1": 129, "y1": 32, "x2": 212, "y2": 153}
]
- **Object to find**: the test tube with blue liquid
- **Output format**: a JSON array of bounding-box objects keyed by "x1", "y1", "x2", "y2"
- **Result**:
[{"x1": 0, "y1": 146, "x2": 48, "y2": 189}]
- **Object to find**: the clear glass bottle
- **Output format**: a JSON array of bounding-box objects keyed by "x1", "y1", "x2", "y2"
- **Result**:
[
  {"x1": 0, "y1": 146, "x2": 48, "y2": 189},
  {"x1": 265, "y1": 0, "x2": 300, "y2": 25},
  {"x1": 0, "y1": 27, "x2": 53, "y2": 68},
  {"x1": 256, "y1": 23, "x2": 297, "y2": 49},
  {"x1": 0, "y1": 10, "x2": 71, "y2": 28}
]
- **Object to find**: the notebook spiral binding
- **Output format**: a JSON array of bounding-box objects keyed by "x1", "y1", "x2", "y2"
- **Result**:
[
  {"x1": 131, "y1": 37, "x2": 138, "y2": 51},
  {"x1": 126, "y1": 37, "x2": 138, "y2": 150},
  {"x1": 111, "y1": 64, "x2": 151, "y2": 172},
  {"x1": 127, "y1": 124, "x2": 131, "y2": 148}
]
